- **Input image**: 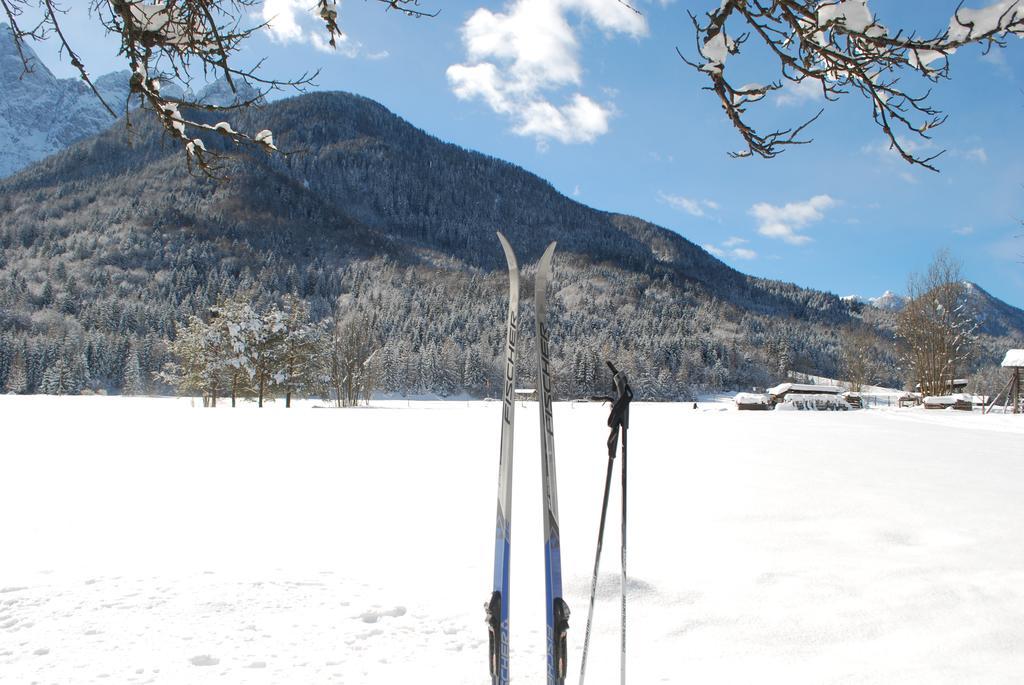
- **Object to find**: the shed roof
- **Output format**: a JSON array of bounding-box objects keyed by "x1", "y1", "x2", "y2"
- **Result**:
[
  {"x1": 1002, "y1": 349, "x2": 1024, "y2": 368},
  {"x1": 767, "y1": 382, "x2": 844, "y2": 396}
]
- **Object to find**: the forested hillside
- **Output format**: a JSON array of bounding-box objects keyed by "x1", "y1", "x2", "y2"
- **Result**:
[{"x1": 0, "y1": 91, "x2": 1017, "y2": 400}]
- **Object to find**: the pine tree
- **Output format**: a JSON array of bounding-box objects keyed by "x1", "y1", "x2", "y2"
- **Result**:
[
  {"x1": 41, "y1": 358, "x2": 69, "y2": 395},
  {"x1": 123, "y1": 346, "x2": 144, "y2": 396},
  {"x1": 4, "y1": 348, "x2": 28, "y2": 394},
  {"x1": 277, "y1": 294, "x2": 326, "y2": 407}
]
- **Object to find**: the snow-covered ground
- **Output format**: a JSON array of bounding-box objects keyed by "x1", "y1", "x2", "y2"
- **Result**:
[{"x1": 2, "y1": 396, "x2": 1023, "y2": 684}]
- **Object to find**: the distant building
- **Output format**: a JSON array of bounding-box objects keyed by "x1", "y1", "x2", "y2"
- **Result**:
[
  {"x1": 767, "y1": 383, "x2": 844, "y2": 402},
  {"x1": 988, "y1": 349, "x2": 1024, "y2": 414},
  {"x1": 734, "y1": 392, "x2": 771, "y2": 410},
  {"x1": 842, "y1": 392, "x2": 863, "y2": 409},
  {"x1": 1003, "y1": 350, "x2": 1024, "y2": 368},
  {"x1": 766, "y1": 383, "x2": 848, "y2": 411},
  {"x1": 914, "y1": 379, "x2": 968, "y2": 394},
  {"x1": 898, "y1": 393, "x2": 922, "y2": 408},
  {"x1": 924, "y1": 395, "x2": 973, "y2": 411}
]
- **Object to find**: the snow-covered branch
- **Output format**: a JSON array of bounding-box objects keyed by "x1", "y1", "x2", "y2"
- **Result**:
[
  {"x1": 1, "y1": 0, "x2": 431, "y2": 177},
  {"x1": 683, "y1": 0, "x2": 1024, "y2": 170}
]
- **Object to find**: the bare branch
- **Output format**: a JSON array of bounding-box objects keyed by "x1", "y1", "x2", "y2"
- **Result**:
[
  {"x1": 4, "y1": 0, "x2": 433, "y2": 178},
  {"x1": 682, "y1": 0, "x2": 1024, "y2": 170}
]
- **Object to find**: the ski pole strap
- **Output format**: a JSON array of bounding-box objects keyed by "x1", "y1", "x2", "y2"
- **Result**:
[{"x1": 605, "y1": 362, "x2": 633, "y2": 459}]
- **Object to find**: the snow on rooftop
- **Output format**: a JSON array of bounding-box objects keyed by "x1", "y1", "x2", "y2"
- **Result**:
[
  {"x1": 767, "y1": 382, "x2": 844, "y2": 396},
  {"x1": 734, "y1": 392, "x2": 770, "y2": 405},
  {"x1": 1002, "y1": 349, "x2": 1024, "y2": 367}
]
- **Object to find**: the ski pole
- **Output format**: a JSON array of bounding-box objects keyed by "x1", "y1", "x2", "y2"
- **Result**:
[
  {"x1": 579, "y1": 362, "x2": 632, "y2": 685},
  {"x1": 578, "y1": 416, "x2": 617, "y2": 685},
  {"x1": 608, "y1": 362, "x2": 632, "y2": 685}
]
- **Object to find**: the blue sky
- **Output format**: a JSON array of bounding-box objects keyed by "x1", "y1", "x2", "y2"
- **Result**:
[{"x1": 25, "y1": 1, "x2": 1024, "y2": 308}]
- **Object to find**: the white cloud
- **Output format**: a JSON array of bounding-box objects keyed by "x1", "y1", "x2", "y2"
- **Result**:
[
  {"x1": 965, "y1": 147, "x2": 988, "y2": 163},
  {"x1": 775, "y1": 78, "x2": 823, "y2": 107},
  {"x1": 981, "y1": 48, "x2": 1008, "y2": 66},
  {"x1": 954, "y1": 226, "x2": 976, "y2": 236},
  {"x1": 862, "y1": 136, "x2": 937, "y2": 164},
  {"x1": 659, "y1": 192, "x2": 718, "y2": 217},
  {"x1": 262, "y1": 0, "x2": 365, "y2": 57},
  {"x1": 704, "y1": 240, "x2": 757, "y2": 260},
  {"x1": 263, "y1": 0, "x2": 305, "y2": 42},
  {"x1": 749, "y1": 194, "x2": 835, "y2": 245},
  {"x1": 447, "y1": 0, "x2": 647, "y2": 144}
]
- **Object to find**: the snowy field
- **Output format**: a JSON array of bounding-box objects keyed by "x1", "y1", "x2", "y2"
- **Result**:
[{"x1": 2, "y1": 396, "x2": 1024, "y2": 684}]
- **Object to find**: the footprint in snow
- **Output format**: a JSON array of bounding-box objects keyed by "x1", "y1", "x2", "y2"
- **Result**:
[
  {"x1": 190, "y1": 655, "x2": 220, "y2": 666},
  {"x1": 358, "y1": 606, "x2": 406, "y2": 623}
]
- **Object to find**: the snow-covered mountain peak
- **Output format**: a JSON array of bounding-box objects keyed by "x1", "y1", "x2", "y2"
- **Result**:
[
  {"x1": 1, "y1": 25, "x2": 269, "y2": 179},
  {"x1": 843, "y1": 290, "x2": 908, "y2": 311},
  {"x1": 869, "y1": 290, "x2": 907, "y2": 311},
  {"x1": 197, "y1": 77, "x2": 263, "y2": 107},
  {"x1": 0, "y1": 25, "x2": 130, "y2": 178}
]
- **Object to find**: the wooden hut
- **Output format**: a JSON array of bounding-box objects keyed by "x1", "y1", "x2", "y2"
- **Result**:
[
  {"x1": 767, "y1": 383, "x2": 847, "y2": 410},
  {"x1": 734, "y1": 392, "x2": 772, "y2": 410},
  {"x1": 924, "y1": 394, "x2": 973, "y2": 411},
  {"x1": 914, "y1": 379, "x2": 969, "y2": 394},
  {"x1": 898, "y1": 393, "x2": 922, "y2": 408},
  {"x1": 986, "y1": 350, "x2": 1023, "y2": 414},
  {"x1": 515, "y1": 388, "x2": 537, "y2": 402}
]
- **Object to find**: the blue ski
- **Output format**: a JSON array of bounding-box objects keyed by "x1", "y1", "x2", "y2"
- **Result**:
[
  {"x1": 487, "y1": 231, "x2": 519, "y2": 685},
  {"x1": 535, "y1": 241, "x2": 569, "y2": 685}
]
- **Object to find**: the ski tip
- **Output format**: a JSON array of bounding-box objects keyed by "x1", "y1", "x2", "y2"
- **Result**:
[
  {"x1": 539, "y1": 241, "x2": 557, "y2": 270},
  {"x1": 496, "y1": 232, "x2": 518, "y2": 272}
]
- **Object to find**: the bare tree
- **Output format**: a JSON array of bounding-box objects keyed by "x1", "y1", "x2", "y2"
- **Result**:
[
  {"x1": 682, "y1": 1, "x2": 1024, "y2": 170},
  {"x1": 327, "y1": 308, "x2": 380, "y2": 407},
  {"x1": 839, "y1": 324, "x2": 881, "y2": 392},
  {"x1": 0, "y1": 0, "x2": 431, "y2": 176},
  {"x1": 896, "y1": 249, "x2": 977, "y2": 396},
  {"x1": 277, "y1": 293, "x2": 327, "y2": 408}
]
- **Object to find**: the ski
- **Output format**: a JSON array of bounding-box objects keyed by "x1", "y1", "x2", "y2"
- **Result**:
[
  {"x1": 487, "y1": 231, "x2": 519, "y2": 685},
  {"x1": 535, "y1": 241, "x2": 569, "y2": 685}
]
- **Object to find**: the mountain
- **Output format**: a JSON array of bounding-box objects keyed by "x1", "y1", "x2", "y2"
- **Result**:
[
  {"x1": 842, "y1": 290, "x2": 907, "y2": 311},
  {"x1": 0, "y1": 83, "x2": 1020, "y2": 397},
  {"x1": 844, "y1": 283, "x2": 1023, "y2": 338},
  {"x1": 964, "y1": 282, "x2": 1024, "y2": 339},
  {"x1": 0, "y1": 25, "x2": 132, "y2": 178},
  {"x1": 0, "y1": 25, "x2": 261, "y2": 179},
  {"x1": 869, "y1": 290, "x2": 908, "y2": 311}
]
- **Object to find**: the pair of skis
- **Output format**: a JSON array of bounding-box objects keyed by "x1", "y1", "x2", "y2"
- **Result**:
[{"x1": 487, "y1": 232, "x2": 567, "y2": 685}]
